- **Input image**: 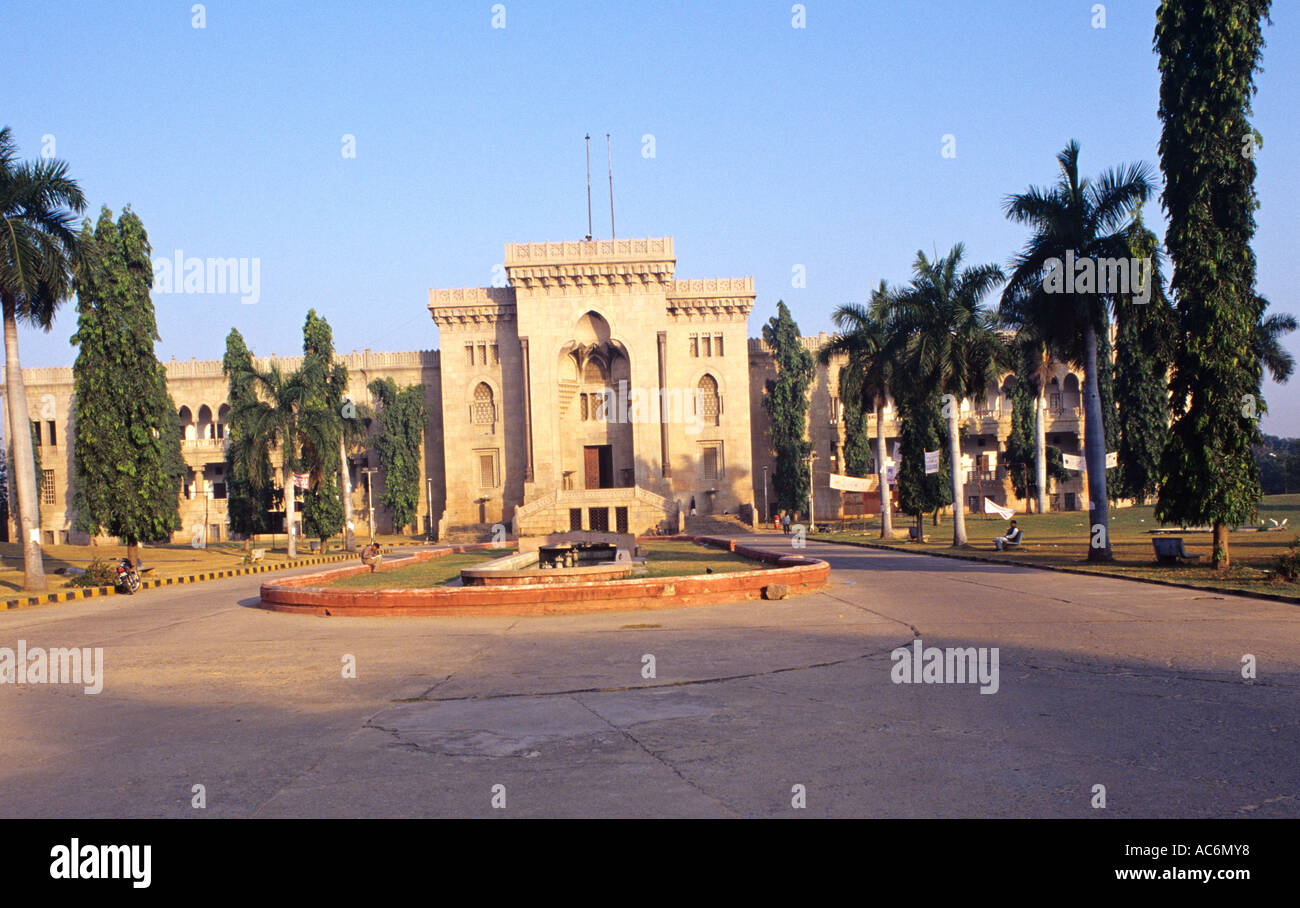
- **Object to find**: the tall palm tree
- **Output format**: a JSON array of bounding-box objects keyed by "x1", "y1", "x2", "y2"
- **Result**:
[
  {"x1": 820, "y1": 281, "x2": 897, "y2": 539},
  {"x1": 227, "y1": 362, "x2": 335, "y2": 559},
  {"x1": 0, "y1": 126, "x2": 85, "y2": 590},
  {"x1": 1009, "y1": 325, "x2": 1059, "y2": 514},
  {"x1": 1002, "y1": 140, "x2": 1154, "y2": 561},
  {"x1": 885, "y1": 246, "x2": 1007, "y2": 547}
]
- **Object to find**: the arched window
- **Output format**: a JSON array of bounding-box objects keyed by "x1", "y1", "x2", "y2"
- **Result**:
[
  {"x1": 472, "y1": 383, "x2": 495, "y2": 424},
  {"x1": 697, "y1": 374, "x2": 720, "y2": 426}
]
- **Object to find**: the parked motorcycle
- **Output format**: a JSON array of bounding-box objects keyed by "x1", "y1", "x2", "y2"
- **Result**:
[{"x1": 115, "y1": 558, "x2": 142, "y2": 595}]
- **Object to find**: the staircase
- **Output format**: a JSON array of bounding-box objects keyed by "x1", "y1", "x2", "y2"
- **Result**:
[{"x1": 684, "y1": 513, "x2": 754, "y2": 538}]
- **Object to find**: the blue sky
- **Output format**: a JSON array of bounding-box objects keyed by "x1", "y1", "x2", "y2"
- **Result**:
[{"x1": 4, "y1": 0, "x2": 1298, "y2": 431}]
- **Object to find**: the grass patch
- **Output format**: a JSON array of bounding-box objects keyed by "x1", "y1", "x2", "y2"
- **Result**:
[
  {"x1": 328, "y1": 549, "x2": 514, "y2": 589},
  {"x1": 640, "y1": 540, "x2": 766, "y2": 578},
  {"x1": 812, "y1": 493, "x2": 1300, "y2": 601}
]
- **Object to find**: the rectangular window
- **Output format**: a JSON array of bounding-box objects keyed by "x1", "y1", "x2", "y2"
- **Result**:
[
  {"x1": 703, "y1": 335, "x2": 712, "y2": 357},
  {"x1": 690, "y1": 335, "x2": 699, "y2": 357},
  {"x1": 589, "y1": 507, "x2": 609, "y2": 532},
  {"x1": 701, "y1": 447, "x2": 719, "y2": 484},
  {"x1": 830, "y1": 396, "x2": 839, "y2": 424},
  {"x1": 491, "y1": 344, "x2": 500, "y2": 364},
  {"x1": 715, "y1": 333, "x2": 724, "y2": 357},
  {"x1": 47, "y1": 421, "x2": 57, "y2": 447},
  {"x1": 569, "y1": 508, "x2": 583, "y2": 531},
  {"x1": 477, "y1": 343, "x2": 487, "y2": 365},
  {"x1": 42, "y1": 470, "x2": 55, "y2": 504},
  {"x1": 476, "y1": 450, "x2": 499, "y2": 488},
  {"x1": 615, "y1": 507, "x2": 628, "y2": 534},
  {"x1": 465, "y1": 344, "x2": 475, "y2": 365},
  {"x1": 213, "y1": 482, "x2": 227, "y2": 499},
  {"x1": 31, "y1": 421, "x2": 41, "y2": 445}
]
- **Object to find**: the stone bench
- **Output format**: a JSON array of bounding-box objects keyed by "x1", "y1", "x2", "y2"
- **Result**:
[{"x1": 1153, "y1": 537, "x2": 1203, "y2": 564}]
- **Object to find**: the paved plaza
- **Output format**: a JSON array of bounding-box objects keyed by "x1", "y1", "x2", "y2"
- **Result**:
[{"x1": 1, "y1": 535, "x2": 1295, "y2": 818}]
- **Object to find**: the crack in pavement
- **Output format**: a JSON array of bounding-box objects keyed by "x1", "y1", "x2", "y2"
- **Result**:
[{"x1": 569, "y1": 694, "x2": 738, "y2": 817}]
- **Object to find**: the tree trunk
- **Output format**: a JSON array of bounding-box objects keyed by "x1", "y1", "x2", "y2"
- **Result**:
[
  {"x1": 1082, "y1": 324, "x2": 1113, "y2": 562},
  {"x1": 1035, "y1": 382, "x2": 1049, "y2": 514},
  {"x1": 284, "y1": 463, "x2": 297, "y2": 559},
  {"x1": 339, "y1": 435, "x2": 355, "y2": 552},
  {"x1": 875, "y1": 397, "x2": 892, "y2": 539},
  {"x1": 1212, "y1": 520, "x2": 1229, "y2": 571},
  {"x1": 127, "y1": 541, "x2": 140, "y2": 567},
  {"x1": 947, "y1": 405, "x2": 967, "y2": 546},
  {"x1": 3, "y1": 298, "x2": 47, "y2": 591}
]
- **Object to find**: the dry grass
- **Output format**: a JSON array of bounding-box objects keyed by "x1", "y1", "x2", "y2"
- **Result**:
[{"x1": 813, "y1": 494, "x2": 1300, "y2": 601}]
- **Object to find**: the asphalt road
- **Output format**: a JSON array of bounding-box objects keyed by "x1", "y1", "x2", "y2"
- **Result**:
[{"x1": 0, "y1": 536, "x2": 1295, "y2": 818}]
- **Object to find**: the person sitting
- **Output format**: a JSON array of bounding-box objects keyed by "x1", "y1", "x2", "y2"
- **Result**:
[
  {"x1": 360, "y1": 542, "x2": 383, "y2": 572},
  {"x1": 995, "y1": 520, "x2": 1022, "y2": 551}
]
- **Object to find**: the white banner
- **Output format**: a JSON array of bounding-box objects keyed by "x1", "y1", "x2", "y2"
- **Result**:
[
  {"x1": 293, "y1": 472, "x2": 310, "y2": 489},
  {"x1": 924, "y1": 450, "x2": 941, "y2": 475},
  {"x1": 1060, "y1": 453, "x2": 1083, "y2": 471},
  {"x1": 885, "y1": 465, "x2": 897, "y2": 484},
  {"x1": 983, "y1": 497, "x2": 1015, "y2": 519},
  {"x1": 829, "y1": 473, "x2": 872, "y2": 493},
  {"x1": 1105, "y1": 451, "x2": 1118, "y2": 469}
]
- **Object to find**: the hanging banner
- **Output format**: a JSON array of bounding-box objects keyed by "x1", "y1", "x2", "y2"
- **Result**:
[
  {"x1": 924, "y1": 450, "x2": 941, "y2": 475},
  {"x1": 885, "y1": 465, "x2": 898, "y2": 484},
  {"x1": 292, "y1": 472, "x2": 311, "y2": 489},
  {"x1": 829, "y1": 473, "x2": 872, "y2": 493},
  {"x1": 983, "y1": 497, "x2": 1015, "y2": 519},
  {"x1": 1060, "y1": 453, "x2": 1083, "y2": 471},
  {"x1": 1105, "y1": 451, "x2": 1118, "y2": 469}
]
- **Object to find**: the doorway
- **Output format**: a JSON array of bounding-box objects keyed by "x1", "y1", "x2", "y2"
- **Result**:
[{"x1": 583, "y1": 445, "x2": 614, "y2": 489}]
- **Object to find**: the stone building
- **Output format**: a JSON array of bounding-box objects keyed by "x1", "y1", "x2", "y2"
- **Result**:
[
  {"x1": 430, "y1": 237, "x2": 756, "y2": 536},
  {"x1": 2, "y1": 234, "x2": 1095, "y2": 547}
]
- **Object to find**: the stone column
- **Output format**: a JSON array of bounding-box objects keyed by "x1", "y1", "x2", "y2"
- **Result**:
[
  {"x1": 520, "y1": 336, "x2": 534, "y2": 483},
  {"x1": 657, "y1": 331, "x2": 670, "y2": 478}
]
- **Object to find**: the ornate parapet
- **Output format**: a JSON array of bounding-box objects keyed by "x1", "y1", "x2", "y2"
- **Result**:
[
  {"x1": 427, "y1": 286, "x2": 517, "y2": 328},
  {"x1": 666, "y1": 277, "x2": 755, "y2": 321},
  {"x1": 504, "y1": 237, "x2": 676, "y2": 292}
]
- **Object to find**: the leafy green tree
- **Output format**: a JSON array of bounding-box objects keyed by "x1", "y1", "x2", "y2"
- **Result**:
[
  {"x1": 368, "y1": 377, "x2": 427, "y2": 533},
  {"x1": 1113, "y1": 217, "x2": 1175, "y2": 504},
  {"x1": 70, "y1": 207, "x2": 184, "y2": 566},
  {"x1": 222, "y1": 329, "x2": 273, "y2": 547},
  {"x1": 1002, "y1": 140, "x2": 1154, "y2": 561},
  {"x1": 1154, "y1": 0, "x2": 1273, "y2": 569},
  {"x1": 1004, "y1": 353, "x2": 1068, "y2": 505},
  {"x1": 299, "y1": 310, "x2": 349, "y2": 550},
  {"x1": 762, "y1": 301, "x2": 815, "y2": 519},
  {"x1": 0, "y1": 126, "x2": 85, "y2": 590},
  {"x1": 820, "y1": 282, "x2": 898, "y2": 538},
  {"x1": 895, "y1": 384, "x2": 950, "y2": 539},
  {"x1": 884, "y1": 245, "x2": 1007, "y2": 546}
]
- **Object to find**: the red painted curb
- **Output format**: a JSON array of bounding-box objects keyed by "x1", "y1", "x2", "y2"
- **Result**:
[{"x1": 257, "y1": 537, "x2": 828, "y2": 617}]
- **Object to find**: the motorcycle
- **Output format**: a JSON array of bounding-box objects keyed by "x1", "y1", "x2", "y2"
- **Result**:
[{"x1": 114, "y1": 558, "x2": 142, "y2": 595}]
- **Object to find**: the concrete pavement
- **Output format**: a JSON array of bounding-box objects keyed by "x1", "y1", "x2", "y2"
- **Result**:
[{"x1": 0, "y1": 536, "x2": 1295, "y2": 818}]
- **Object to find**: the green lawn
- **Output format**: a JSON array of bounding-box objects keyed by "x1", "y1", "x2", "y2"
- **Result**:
[
  {"x1": 812, "y1": 493, "x2": 1300, "y2": 601},
  {"x1": 325, "y1": 540, "x2": 765, "y2": 589}
]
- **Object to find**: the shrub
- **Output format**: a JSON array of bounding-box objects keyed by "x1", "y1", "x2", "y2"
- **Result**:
[
  {"x1": 1275, "y1": 537, "x2": 1300, "y2": 582},
  {"x1": 67, "y1": 558, "x2": 119, "y2": 587}
]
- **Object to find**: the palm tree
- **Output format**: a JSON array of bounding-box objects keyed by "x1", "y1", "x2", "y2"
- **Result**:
[
  {"x1": 1009, "y1": 325, "x2": 1059, "y2": 515},
  {"x1": 820, "y1": 281, "x2": 897, "y2": 539},
  {"x1": 1002, "y1": 140, "x2": 1154, "y2": 561},
  {"x1": 1256, "y1": 300, "x2": 1296, "y2": 384},
  {"x1": 227, "y1": 362, "x2": 335, "y2": 559},
  {"x1": 885, "y1": 246, "x2": 1007, "y2": 547},
  {"x1": 0, "y1": 126, "x2": 85, "y2": 590}
]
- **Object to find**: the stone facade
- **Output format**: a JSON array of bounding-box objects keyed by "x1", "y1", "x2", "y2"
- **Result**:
[
  {"x1": 2, "y1": 234, "x2": 1095, "y2": 547},
  {"x1": 430, "y1": 237, "x2": 756, "y2": 536}
]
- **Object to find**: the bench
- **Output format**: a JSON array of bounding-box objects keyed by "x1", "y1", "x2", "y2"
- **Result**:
[
  {"x1": 249, "y1": 548, "x2": 265, "y2": 562},
  {"x1": 1153, "y1": 537, "x2": 1203, "y2": 564}
]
